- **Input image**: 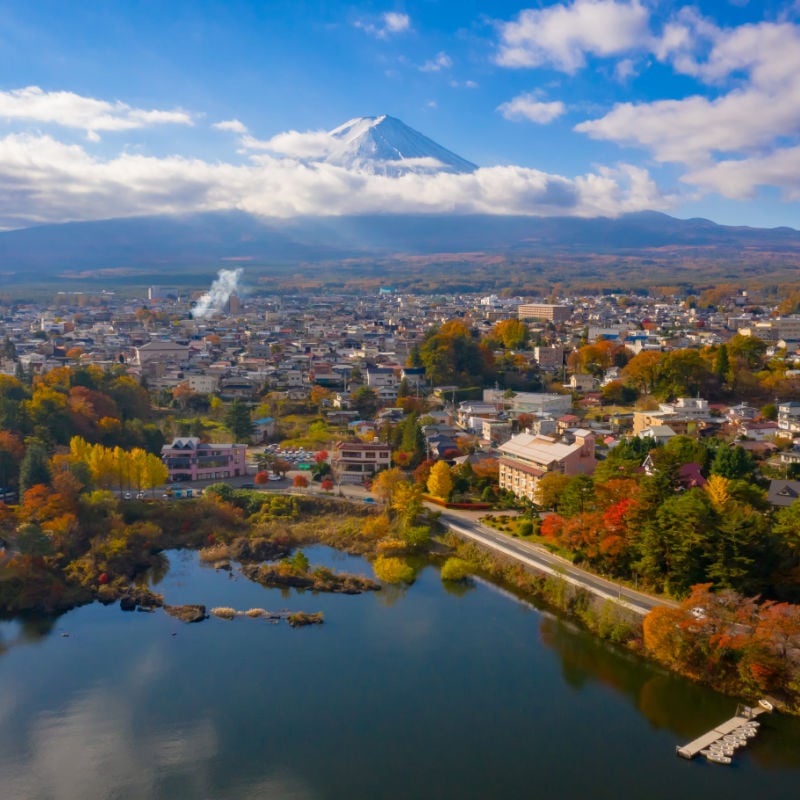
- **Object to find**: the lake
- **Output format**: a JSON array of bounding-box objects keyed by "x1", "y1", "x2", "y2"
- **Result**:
[{"x1": 1, "y1": 546, "x2": 798, "y2": 799}]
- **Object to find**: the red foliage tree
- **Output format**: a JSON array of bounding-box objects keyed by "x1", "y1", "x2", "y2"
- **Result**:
[
  {"x1": 254, "y1": 470, "x2": 269, "y2": 484},
  {"x1": 292, "y1": 474, "x2": 308, "y2": 488}
]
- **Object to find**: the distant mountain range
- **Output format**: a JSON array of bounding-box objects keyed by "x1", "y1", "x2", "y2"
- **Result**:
[
  {"x1": 1, "y1": 210, "x2": 799, "y2": 282},
  {"x1": 0, "y1": 113, "x2": 799, "y2": 286}
]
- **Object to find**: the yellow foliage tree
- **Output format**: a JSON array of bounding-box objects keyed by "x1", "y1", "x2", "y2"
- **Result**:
[
  {"x1": 427, "y1": 461, "x2": 453, "y2": 500},
  {"x1": 705, "y1": 474, "x2": 731, "y2": 512},
  {"x1": 391, "y1": 481, "x2": 424, "y2": 524},
  {"x1": 371, "y1": 467, "x2": 407, "y2": 504}
]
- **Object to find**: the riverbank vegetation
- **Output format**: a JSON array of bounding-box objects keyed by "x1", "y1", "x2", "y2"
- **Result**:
[{"x1": 0, "y1": 450, "x2": 439, "y2": 617}]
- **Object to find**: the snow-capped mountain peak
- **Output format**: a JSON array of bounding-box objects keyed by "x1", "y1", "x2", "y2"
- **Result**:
[{"x1": 324, "y1": 115, "x2": 477, "y2": 176}]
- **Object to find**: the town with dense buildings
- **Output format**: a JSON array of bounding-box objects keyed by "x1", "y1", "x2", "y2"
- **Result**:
[
  {"x1": 2, "y1": 280, "x2": 800, "y2": 710},
  {"x1": 5, "y1": 284, "x2": 800, "y2": 497}
]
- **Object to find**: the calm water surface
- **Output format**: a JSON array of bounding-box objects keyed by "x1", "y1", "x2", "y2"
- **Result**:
[{"x1": 1, "y1": 546, "x2": 798, "y2": 799}]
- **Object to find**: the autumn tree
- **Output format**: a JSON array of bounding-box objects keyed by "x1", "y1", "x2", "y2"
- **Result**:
[
  {"x1": 621, "y1": 351, "x2": 663, "y2": 395},
  {"x1": 489, "y1": 319, "x2": 530, "y2": 350},
  {"x1": 427, "y1": 461, "x2": 453, "y2": 500},
  {"x1": 419, "y1": 320, "x2": 494, "y2": 386},
  {"x1": 371, "y1": 467, "x2": 408, "y2": 505}
]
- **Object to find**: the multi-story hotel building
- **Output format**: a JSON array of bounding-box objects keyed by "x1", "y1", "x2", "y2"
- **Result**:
[
  {"x1": 498, "y1": 430, "x2": 596, "y2": 503},
  {"x1": 518, "y1": 304, "x2": 571, "y2": 324}
]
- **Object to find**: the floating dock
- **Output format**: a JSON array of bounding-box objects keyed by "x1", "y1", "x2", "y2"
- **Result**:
[{"x1": 676, "y1": 699, "x2": 774, "y2": 762}]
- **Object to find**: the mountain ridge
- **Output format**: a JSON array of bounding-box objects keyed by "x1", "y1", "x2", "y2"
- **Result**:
[{"x1": 1, "y1": 210, "x2": 799, "y2": 282}]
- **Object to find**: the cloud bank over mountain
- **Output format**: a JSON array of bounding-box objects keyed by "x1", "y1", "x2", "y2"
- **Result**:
[{"x1": 0, "y1": 109, "x2": 668, "y2": 229}]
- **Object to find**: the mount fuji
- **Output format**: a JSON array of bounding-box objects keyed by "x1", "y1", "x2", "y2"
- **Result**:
[{"x1": 320, "y1": 115, "x2": 477, "y2": 177}]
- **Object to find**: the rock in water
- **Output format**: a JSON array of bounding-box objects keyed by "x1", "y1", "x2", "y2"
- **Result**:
[{"x1": 163, "y1": 604, "x2": 207, "y2": 623}]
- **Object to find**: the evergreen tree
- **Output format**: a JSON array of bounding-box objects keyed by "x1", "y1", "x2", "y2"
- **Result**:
[
  {"x1": 406, "y1": 344, "x2": 423, "y2": 368},
  {"x1": 224, "y1": 399, "x2": 254, "y2": 443},
  {"x1": 714, "y1": 343, "x2": 730, "y2": 383},
  {"x1": 352, "y1": 387, "x2": 379, "y2": 419},
  {"x1": 19, "y1": 440, "x2": 51, "y2": 495},
  {"x1": 711, "y1": 445, "x2": 754, "y2": 481}
]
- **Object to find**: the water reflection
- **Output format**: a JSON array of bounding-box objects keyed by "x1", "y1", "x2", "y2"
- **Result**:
[{"x1": 0, "y1": 545, "x2": 798, "y2": 800}]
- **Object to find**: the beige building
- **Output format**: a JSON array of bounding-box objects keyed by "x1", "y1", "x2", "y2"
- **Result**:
[
  {"x1": 332, "y1": 441, "x2": 392, "y2": 483},
  {"x1": 498, "y1": 430, "x2": 596, "y2": 503},
  {"x1": 518, "y1": 304, "x2": 571, "y2": 324}
]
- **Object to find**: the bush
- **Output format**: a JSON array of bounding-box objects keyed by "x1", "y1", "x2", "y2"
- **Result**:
[
  {"x1": 440, "y1": 557, "x2": 473, "y2": 582},
  {"x1": 517, "y1": 519, "x2": 533, "y2": 537},
  {"x1": 373, "y1": 556, "x2": 416, "y2": 584}
]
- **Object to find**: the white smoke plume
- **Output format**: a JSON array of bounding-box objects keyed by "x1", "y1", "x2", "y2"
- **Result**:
[{"x1": 193, "y1": 268, "x2": 243, "y2": 319}]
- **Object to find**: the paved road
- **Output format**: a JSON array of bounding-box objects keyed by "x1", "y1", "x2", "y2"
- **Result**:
[
  {"x1": 436, "y1": 508, "x2": 679, "y2": 617},
  {"x1": 150, "y1": 472, "x2": 676, "y2": 617}
]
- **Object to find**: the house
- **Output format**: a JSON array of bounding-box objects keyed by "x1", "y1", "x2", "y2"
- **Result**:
[
  {"x1": 738, "y1": 420, "x2": 779, "y2": 441},
  {"x1": 498, "y1": 430, "x2": 596, "y2": 503},
  {"x1": 400, "y1": 367, "x2": 426, "y2": 390},
  {"x1": 633, "y1": 397, "x2": 716, "y2": 437},
  {"x1": 252, "y1": 417, "x2": 276, "y2": 442},
  {"x1": 457, "y1": 401, "x2": 501, "y2": 433},
  {"x1": 778, "y1": 402, "x2": 800, "y2": 433},
  {"x1": 161, "y1": 437, "x2": 247, "y2": 482},
  {"x1": 332, "y1": 441, "x2": 391, "y2": 483},
  {"x1": 641, "y1": 424, "x2": 677, "y2": 445},
  {"x1": 567, "y1": 373, "x2": 597, "y2": 392},
  {"x1": 767, "y1": 479, "x2": 800, "y2": 508}
]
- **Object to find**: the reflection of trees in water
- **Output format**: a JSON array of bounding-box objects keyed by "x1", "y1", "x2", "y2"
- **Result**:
[
  {"x1": 375, "y1": 582, "x2": 408, "y2": 608},
  {"x1": 140, "y1": 552, "x2": 169, "y2": 587},
  {"x1": 18, "y1": 612, "x2": 58, "y2": 642},
  {"x1": 441, "y1": 578, "x2": 476, "y2": 598},
  {"x1": 637, "y1": 674, "x2": 724, "y2": 737},
  {"x1": 0, "y1": 611, "x2": 59, "y2": 659},
  {"x1": 541, "y1": 613, "x2": 800, "y2": 766},
  {"x1": 538, "y1": 616, "x2": 647, "y2": 698}
]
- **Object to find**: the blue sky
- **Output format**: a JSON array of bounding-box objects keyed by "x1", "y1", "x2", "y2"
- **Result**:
[{"x1": 0, "y1": 0, "x2": 799, "y2": 229}]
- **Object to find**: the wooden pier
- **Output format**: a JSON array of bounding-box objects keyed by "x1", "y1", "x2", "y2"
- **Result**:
[{"x1": 676, "y1": 699, "x2": 774, "y2": 761}]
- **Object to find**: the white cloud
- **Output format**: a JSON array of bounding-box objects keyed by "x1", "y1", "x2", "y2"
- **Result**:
[
  {"x1": 384, "y1": 12, "x2": 410, "y2": 34},
  {"x1": 614, "y1": 58, "x2": 637, "y2": 81},
  {"x1": 0, "y1": 131, "x2": 671, "y2": 228},
  {"x1": 0, "y1": 86, "x2": 193, "y2": 140},
  {"x1": 213, "y1": 118, "x2": 248, "y2": 134},
  {"x1": 576, "y1": 20, "x2": 800, "y2": 173},
  {"x1": 496, "y1": 0, "x2": 650, "y2": 73},
  {"x1": 420, "y1": 52, "x2": 452, "y2": 72},
  {"x1": 354, "y1": 11, "x2": 411, "y2": 39},
  {"x1": 240, "y1": 129, "x2": 336, "y2": 158},
  {"x1": 498, "y1": 93, "x2": 566, "y2": 124},
  {"x1": 575, "y1": 87, "x2": 800, "y2": 165},
  {"x1": 684, "y1": 146, "x2": 800, "y2": 201},
  {"x1": 449, "y1": 79, "x2": 479, "y2": 89}
]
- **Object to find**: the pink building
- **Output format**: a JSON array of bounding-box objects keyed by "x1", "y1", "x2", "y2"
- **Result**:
[{"x1": 162, "y1": 437, "x2": 247, "y2": 482}]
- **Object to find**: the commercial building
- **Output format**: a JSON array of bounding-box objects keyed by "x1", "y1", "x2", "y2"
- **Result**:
[
  {"x1": 161, "y1": 437, "x2": 247, "y2": 482},
  {"x1": 332, "y1": 441, "x2": 392, "y2": 483},
  {"x1": 518, "y1": 304, "x2": 571, "y2": 324},
  {"x1": 498, "y1": 430, "x2": 596, "y2": 503}
]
